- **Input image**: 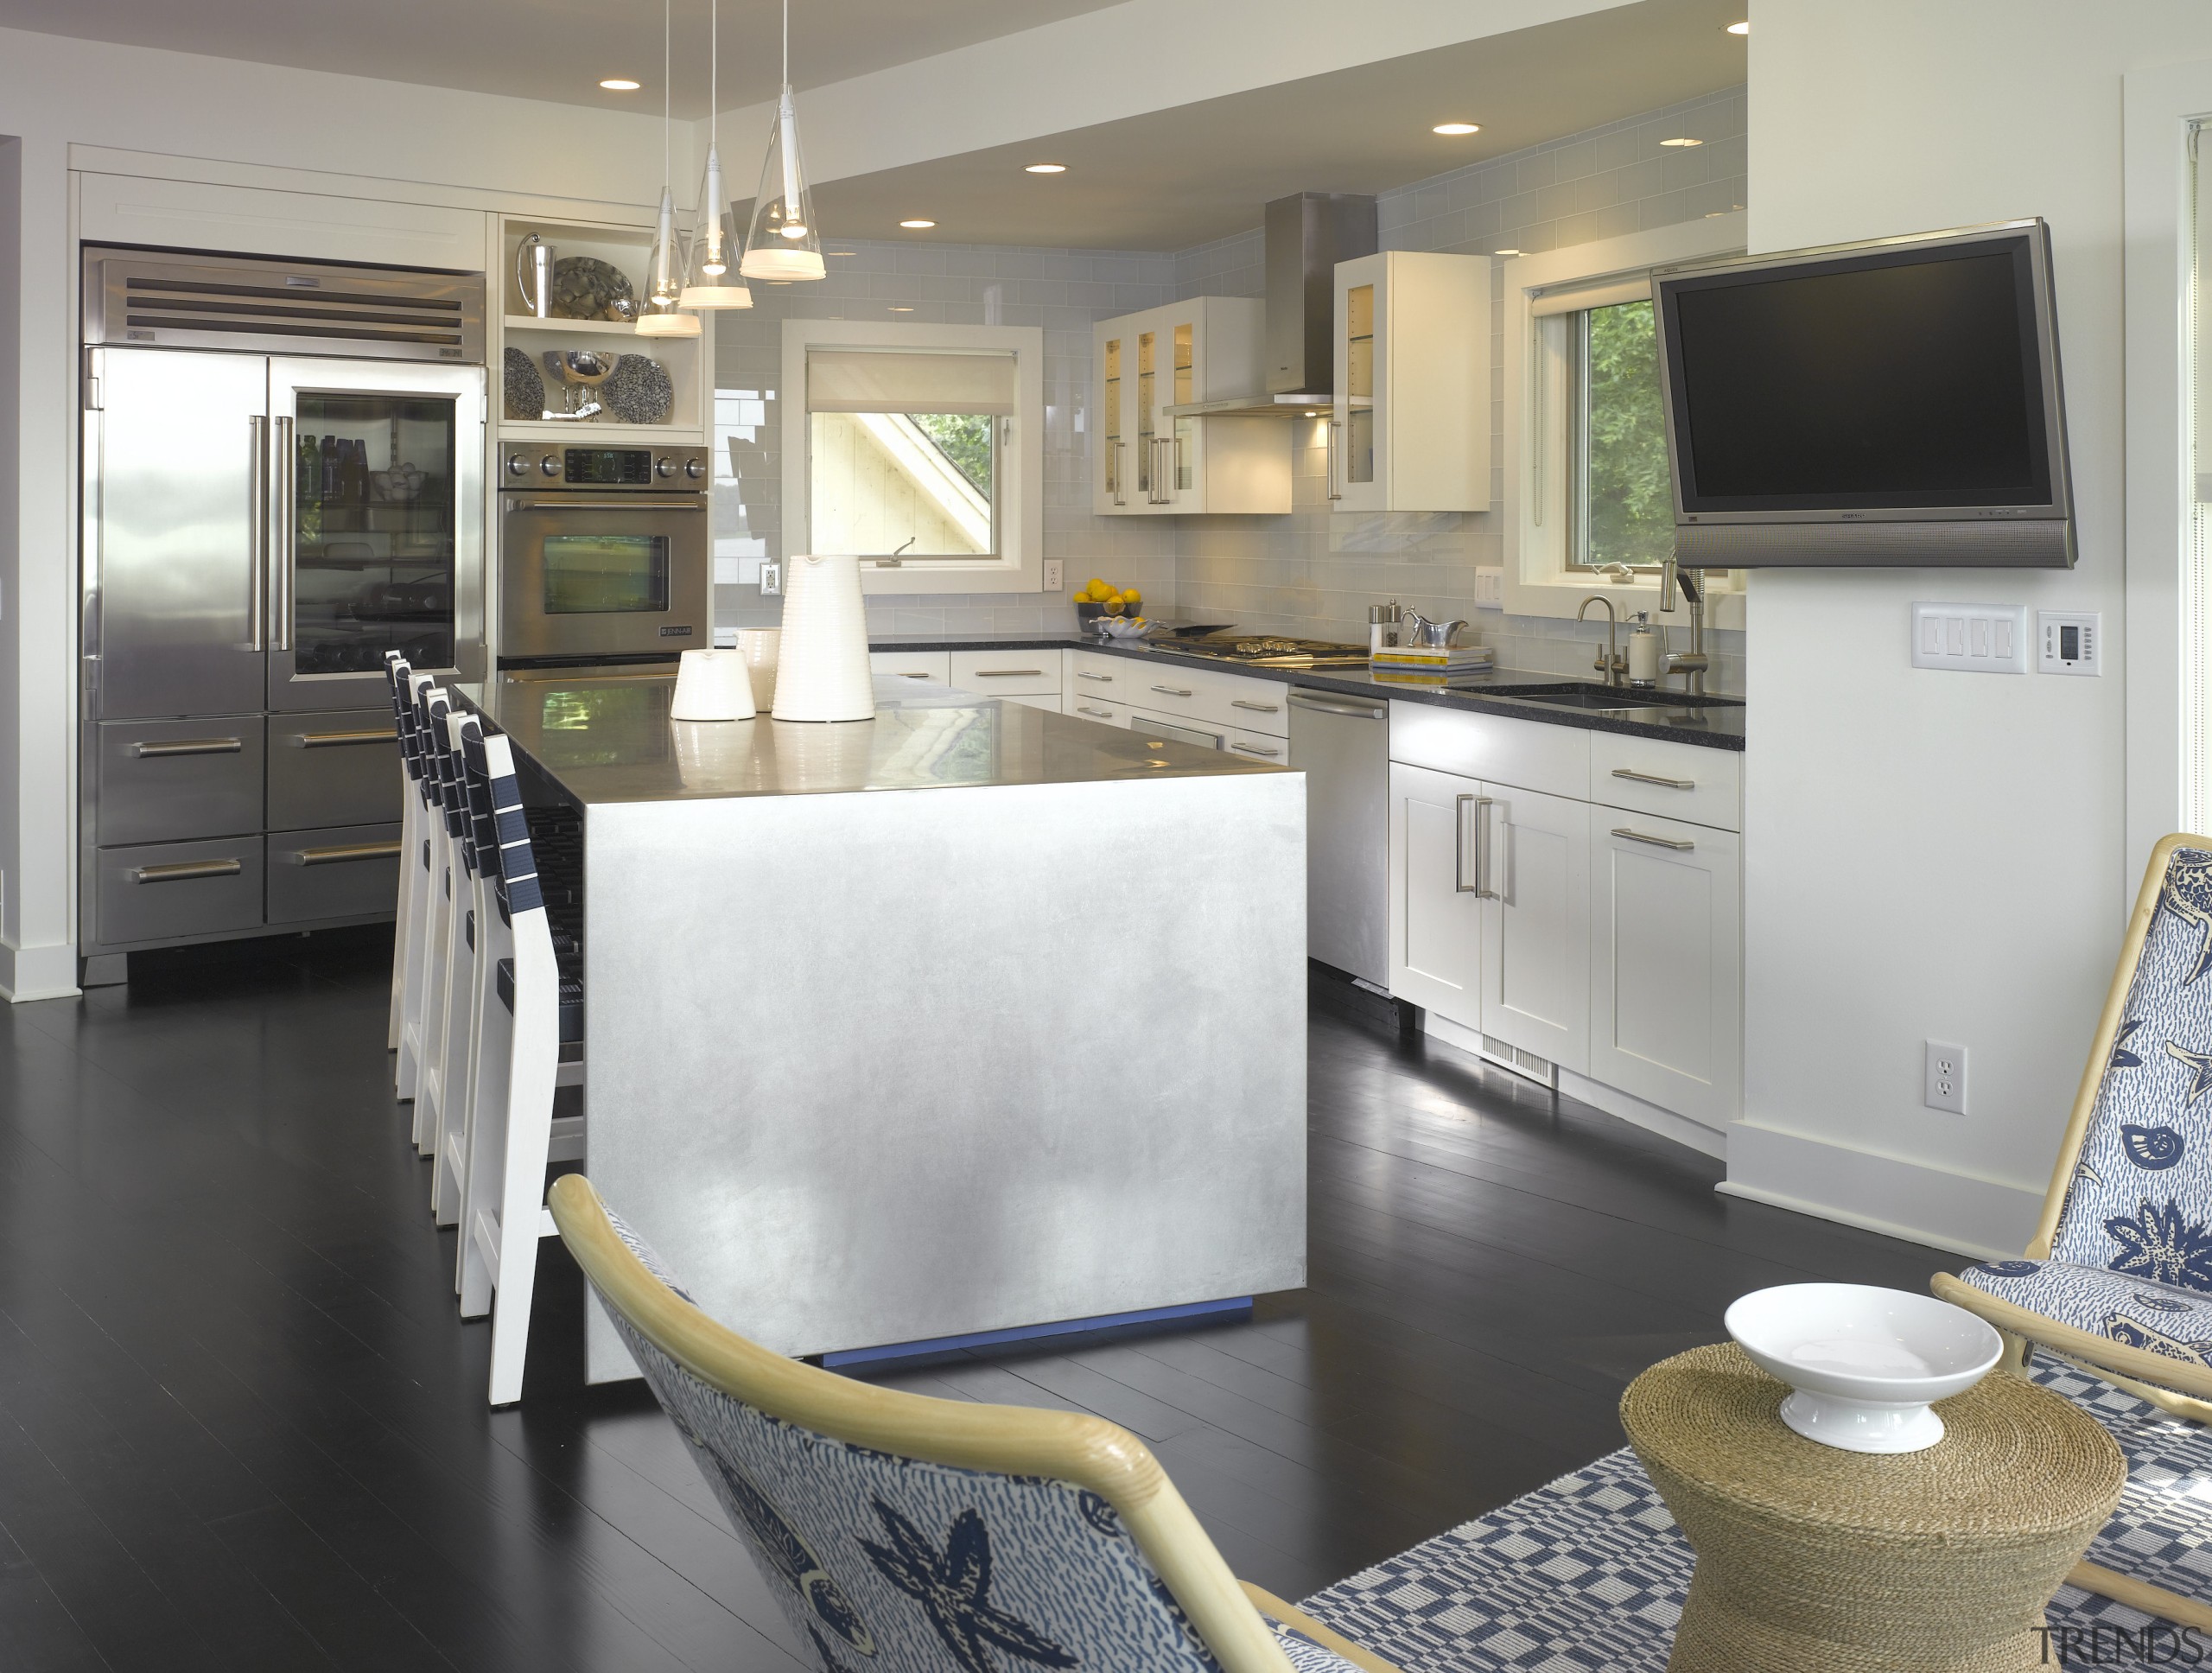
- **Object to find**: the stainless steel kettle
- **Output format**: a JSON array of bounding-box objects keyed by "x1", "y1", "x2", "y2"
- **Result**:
[{"x1": 1401, "y1": 610, "x2": 1468, "y2": 649}]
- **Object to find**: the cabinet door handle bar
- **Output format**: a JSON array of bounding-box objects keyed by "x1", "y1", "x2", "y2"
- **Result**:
[
  {"x1": 1231, "y1": 741, "x2": 1280, "y2": 757},
  {"x1": 1230, "y1": 699, "x2": 1280, "y2": 713},
  {"x1": 295, "y1": 728, "x2": 397, "y2": 748},
  {"x1": 131, "y1": 737, "x2": 243, "y2": 758},
  {"x1": 1151, "y1": 684, "x2": 1193, "y2": 697},
  {"x1": 1611, "y1": 767, "x2": 1696, "y2": 790},
  {"x1": 130, "y1": 858, "x2": 243, "y2": 884},
  {"x1": 294, "y1": 841, "x2": 404, "y2": 866},
  {"x1": 1612, "y1": 826, "x2": 1694, "y2": 851},
  {"x1": 973, "y1": 669, "x2": 1044, "y2": 678}
]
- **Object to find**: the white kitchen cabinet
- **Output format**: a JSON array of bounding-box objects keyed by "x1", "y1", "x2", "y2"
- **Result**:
[
  {"x1": 1063, "y1": 692, "x2": 1131, "y2": 728},
  {"x1": 1388, "y1": 762, "x2": 1485, "y2": 1030},
  {"x1": 1093, "y1": 300, "x2": 1289, "y2": 516},
  {"x1": 947, "y1": 650, "x2": 1060, "y2": 703},
  {"x1": 870, "y1": 650, "x2": 951, "y2": 684},
  {"x1": 1332, "y1": 251, "x2": 1489, "y2": 514},
  {"x1": 1479, "y1": 783, "x2": 1590, "y2": 1073},
  {"x1": 1589, "y1": 811, "x2": 1742, "y2": 1127}
]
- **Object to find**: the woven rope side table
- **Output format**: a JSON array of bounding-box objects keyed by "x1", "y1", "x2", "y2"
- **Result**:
[{"x1": 1620, "y1": 1342, "x2": 2123, "y2": 1673}]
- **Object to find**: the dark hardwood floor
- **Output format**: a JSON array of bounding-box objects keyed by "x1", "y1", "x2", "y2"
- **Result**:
[{"x1": 0, "y1": 928, "x2": 1956, "y2": 1670}]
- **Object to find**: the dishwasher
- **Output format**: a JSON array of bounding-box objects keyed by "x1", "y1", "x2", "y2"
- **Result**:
[{"x1": 1287, "y1": 687, "x2": 1389, "y2": 989}]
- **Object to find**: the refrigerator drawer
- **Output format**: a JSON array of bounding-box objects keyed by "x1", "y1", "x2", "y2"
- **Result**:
[
  {"x1": 267, "y1": 822, "x2": 402, "y2": 925},
  {"x1": 96, "y1": 836, "x2": 264, "y2": 947},
  {"x1": 268, "y1": 708, "x2": 402, "y2": 830},
  {"x1": 96, "y1": 718, "x2": 264, "y2": 846}
]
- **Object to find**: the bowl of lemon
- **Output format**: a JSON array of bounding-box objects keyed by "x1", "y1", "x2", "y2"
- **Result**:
[{"x1": 1074, "y1": 576, "x2": 1146, "y2": 633}]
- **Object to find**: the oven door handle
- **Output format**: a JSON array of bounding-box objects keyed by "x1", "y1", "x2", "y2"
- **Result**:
[{"x1": 508, "y1": 498, "x2": 706, "y2": 512}]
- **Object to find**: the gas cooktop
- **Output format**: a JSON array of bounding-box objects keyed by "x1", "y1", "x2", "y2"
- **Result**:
[{"x1": 1155, "y1": 635, "x2": 1371, "y2": 669}]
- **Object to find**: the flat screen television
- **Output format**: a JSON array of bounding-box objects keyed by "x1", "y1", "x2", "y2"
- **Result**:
[{"x1": 1652, "y1": 219, "x2": 2074, "y2": 568}]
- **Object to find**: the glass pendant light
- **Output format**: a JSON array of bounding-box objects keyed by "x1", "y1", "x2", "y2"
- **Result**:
[
  {"x1": 679, "y1": 0, "x2": 752, "y2": 309},
  {"x1": 639, "y1": 0, "x2": 703, "y2": 337},
  {"x1": 738, "y1": 0, "x2": 825, "y2": 282}
]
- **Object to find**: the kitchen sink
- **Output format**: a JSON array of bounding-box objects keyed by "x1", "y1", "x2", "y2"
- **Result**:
[{"x1": 1478, "y1": 682, "x2": 1743, "y2": 710}]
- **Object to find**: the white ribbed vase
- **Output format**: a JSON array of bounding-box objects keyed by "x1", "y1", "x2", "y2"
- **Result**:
[
  {"x1": 771, "y1": 555, "x2": 874, "y2": 722},
  {"x1": 737, "y1": 627, "x2": 781, "y2": 711}
]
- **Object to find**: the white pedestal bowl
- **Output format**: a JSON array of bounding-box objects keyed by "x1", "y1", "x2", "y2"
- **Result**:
[{"x1": 1725, "y1": 1283, "x2": 2004, "y2": 1454}]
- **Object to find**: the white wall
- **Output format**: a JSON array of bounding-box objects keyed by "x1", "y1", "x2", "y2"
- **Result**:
[
  {"x1": 0, "y1": 26, "x2": 686, "y2": 998},
  {"x1": 1734, "y1": 0, "x2": 2212, "y2": 1256}
]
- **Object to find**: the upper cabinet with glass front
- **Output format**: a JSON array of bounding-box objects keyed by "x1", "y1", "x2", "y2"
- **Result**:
[
  {"x1": 1331, "y1": 251, "x2": 1490, "y2": 514},
  {"x1": 1092, "y1": 298, "x2": 1289, "y2": 516},
  {"x1": 498, "y1": 215, "x2": 710, "y2": 443}
]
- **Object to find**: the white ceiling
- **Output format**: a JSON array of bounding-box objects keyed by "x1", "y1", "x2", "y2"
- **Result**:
[
  {"x1": 0, "y1": 0, "x2": 1128, "y2": 116},
  {"x1": 804, "y1": 0, "x2": 1746, "y2": 249}
]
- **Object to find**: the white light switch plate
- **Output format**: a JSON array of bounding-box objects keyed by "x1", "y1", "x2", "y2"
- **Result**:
[
  {"x1": 1910, "y1": 602, "x2": 2027, "y2": 674},
  {"x1": 1473, "y1": 569, "x2": 1503, "y2": 607},
  {"x1": 2037, "y1": 610, "x2": 2101, "y2": 675}
]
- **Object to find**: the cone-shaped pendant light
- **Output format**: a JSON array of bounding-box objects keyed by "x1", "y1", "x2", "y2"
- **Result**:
[
  {"x1": 639, "y1": 0, "x2": 702, "y2": 336},
  {"x1": 739, "y1": 0, "x2": 824, "y2": 282},
  {"x1": 680, "y1": 0, "x2": 752, "y2": 309}
]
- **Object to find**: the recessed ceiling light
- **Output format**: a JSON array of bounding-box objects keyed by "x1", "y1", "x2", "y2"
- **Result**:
[
  {"x1": 889, "y1": 305, "x2": 914, "y2": 312},
  {"x1": 899, "y1": 219, "x2": 937, "y2": 229},
  {"x1": 1726, "y1": 19, "x2": 1749, "y2": 34},
  {"x1": 1494, "y1": 248, "x2": 1522, "y2": 257},
  {"x1": 1661, "y1": 137, "x2": 1703, "y2": 148},
  {"x1": 1024, "y1": 162, "x2": 1067, "y2": 175},
  {"x1": 599, "y1": 78, "x2": 640, "y2": 91},
  {"x1": 1432, "y1": 122, "x2": 1480, "y2": 136}
]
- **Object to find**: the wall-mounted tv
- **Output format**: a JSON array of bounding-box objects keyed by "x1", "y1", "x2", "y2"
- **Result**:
[{"x1": 1653, "y1": 219, "x2": 2074, "y2": 568}]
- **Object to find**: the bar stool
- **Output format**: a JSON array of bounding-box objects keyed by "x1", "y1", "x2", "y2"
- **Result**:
[
  {"x1": 458, "y1": 729, "x2": 583, "y2": 1405},
  {"x1": 428, "y1": 708, "x2": 498, "y2": 1228},
  {"x1": 411, "y1": 689, "x2": 464, "y2": 1157},
  {"x1": 394, "y1": 671, "x2": 441, "y2": 1103},
  {"x1": 384, "y1": 652, "x2": 417, "y2": 1059}
]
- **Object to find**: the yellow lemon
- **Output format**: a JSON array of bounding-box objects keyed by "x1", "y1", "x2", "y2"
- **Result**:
[
  {"x1": 1123, "y1": 588, "x2": 1142, "y2": 605},
  {"x1": 1086, "y1": 577, "x2": 1110, "y2": 599}
]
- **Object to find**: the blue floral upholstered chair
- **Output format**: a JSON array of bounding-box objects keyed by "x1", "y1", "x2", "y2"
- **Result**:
[
  {"x1": 1937, "y1": 833, "x2": 2212, "y2": 1632},
  {"x1": 548, "y1": 1174, "x2": 1398, "y2": 1673}
]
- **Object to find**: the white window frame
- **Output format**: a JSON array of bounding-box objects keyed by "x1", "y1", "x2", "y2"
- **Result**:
[
  {"x1": 1502, "y1": 213, "x2": 1748, "y2": 625},
  {"x1": 780, "y1": 318, "x2": 1046, "y2": 595}
]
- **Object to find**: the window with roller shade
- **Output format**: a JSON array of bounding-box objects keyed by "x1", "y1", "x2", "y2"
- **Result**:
[
  {"x1": 804, "y1": 348, "x2": 1015, "y2": 560},
  {"x1": 2193, "y1": 124, "x2": 2212, "y2": 830}
]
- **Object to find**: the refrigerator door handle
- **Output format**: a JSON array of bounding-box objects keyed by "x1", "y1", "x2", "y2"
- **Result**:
[
  {"x1": 270, "y1": 414, "x2": 294, "y2": 652},
  {"x1": 247, "y1": 415, "x2": 268, "y2": 652},
  {"x1": 80, "y1": 407, "x2": 103, "y2": 697}
]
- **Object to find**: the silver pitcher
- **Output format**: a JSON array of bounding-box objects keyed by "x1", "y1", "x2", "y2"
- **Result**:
[
  {"x1": 1401, "y1": 610, "x2": 1468, "y2": 649},
  {"x1": 516, "y1": 235, "x2": 556, "y2": 320}
]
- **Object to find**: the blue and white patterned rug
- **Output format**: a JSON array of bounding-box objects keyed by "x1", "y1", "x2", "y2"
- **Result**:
[{"x1": 1297, "y1": 1355, "x2": 2212, "y2": 1673}]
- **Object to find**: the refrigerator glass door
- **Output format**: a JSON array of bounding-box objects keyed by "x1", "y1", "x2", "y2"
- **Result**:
[
  {"x1": 268, "y1": 358, "x2": 483, "y2": 711},
  {"x1": 87, "y1": 349, "x2": 269, "y2": 719}
]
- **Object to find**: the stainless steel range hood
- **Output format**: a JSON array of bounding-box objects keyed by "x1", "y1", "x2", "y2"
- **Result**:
[{"x1": 1166, "y1": 192, "x2": 1377, "y2": 419}]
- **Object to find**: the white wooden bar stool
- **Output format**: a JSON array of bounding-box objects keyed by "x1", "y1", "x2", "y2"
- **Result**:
[
  {"x1": 457, "y1": 730, "x2": 583, "y2": 1406},
  {"x1": 394, "y1": 671, "x2": 440, "y2": 1104},
  {"x1": 384, "y1": 652, "x2": 417, "y2": 1058},
  {"x1": 411, "y1": 688, "x2": 462, "y2": 1156},
  {"x1": 428, "y1": 707, "x2": 496, "y2": 1228}
]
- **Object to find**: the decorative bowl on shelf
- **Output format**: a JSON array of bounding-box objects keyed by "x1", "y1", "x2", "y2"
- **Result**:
[
  {"x1": 1725, "y1": 1283, "x2": 2004, "y2": 1454},
  {"x1": 1095, "y1": 615, "x2": 1154, "y2": 639},
  {"x1": 1076, "y1": 600, "x2": 1144, "y2": 627},
  {"x1": 550, "y1": 256, "x2": 636, "y2": 322}
]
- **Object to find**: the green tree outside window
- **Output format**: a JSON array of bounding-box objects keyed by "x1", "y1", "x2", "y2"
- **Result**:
[
  {"x1": 908, "y1": 413, "x2": 995, "y2": 496},
  {"x1": 1579, "y1": 300, "x2": 1674, "y2": 569}
]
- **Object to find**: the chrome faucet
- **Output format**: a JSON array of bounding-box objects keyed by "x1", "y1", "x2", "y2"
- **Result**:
[
  {"x1": 1657, "y1": 555, "x2": 1708, "y2": 697},
  {"x1": 1578, "y1": 595, "x2": 1626, "y2": 687}
]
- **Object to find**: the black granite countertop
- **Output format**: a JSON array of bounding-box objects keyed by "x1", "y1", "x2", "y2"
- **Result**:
[{"x1": 865, "y1": 633, "x2": 1746, "y2": 752}]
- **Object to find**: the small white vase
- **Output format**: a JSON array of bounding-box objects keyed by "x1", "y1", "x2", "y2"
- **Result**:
[
  {"x1": 738, "y1": 627, "x2": 780, "y2": 711},
  {"x1": 772, "y1": 555, "x2": 875, "y2": 722},
  {"x1": 668, "y1": 648, "x2": 756, "y2": 721}
]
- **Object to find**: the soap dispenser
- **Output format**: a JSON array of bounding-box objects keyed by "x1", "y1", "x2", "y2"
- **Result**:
[{"x1": 1627, "y1": 612, "x2": 1661, "y2": 688}]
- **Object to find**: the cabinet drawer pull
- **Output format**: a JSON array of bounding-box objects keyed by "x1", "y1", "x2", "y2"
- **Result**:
[
  {"x1": 1077, "y1": 705, "x2": 1115, "y2": 719},
  {"x1": 1230, "y1": 699, "x2": 1280, "y2": 714},
  {"x1": 1231, "y1": 741, "x2": 1280, "y2": 757},
  {"x1": 293, "y1": 840, "x2": 404, "y2": 867},
  {"x1": 294, "y1": 728, "x2": 397, "y2": 748},
  {"x1": 130, "y1": 737, "x2": 242, "y2": 759},
  {"x1": 130, "y1": 858, "x2": 243, "y2": 884},
  {"x1": 1150, "y1": 684, "x2": 1193, "y2": 697},
  {"x1": 973, "y1": 668, "x2": 1044, "y2": 678},
  {"x1": 1077, "y1": 671, "x2": 1114, "y2": 683},
  {"x1": 896, "y1": 671, "x2": 931, "y2": 679},
  {"x1": 1611, "y1": 767, "x2": 1695, "y2": 790},
  {"x1": 1611, "y1": 825, "x2": 1695, "y2": 851}
]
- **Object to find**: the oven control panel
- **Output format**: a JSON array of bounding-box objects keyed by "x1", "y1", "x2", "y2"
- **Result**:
[{"x1": 502, "y1": 445, "x2": 710, "y2": 488}]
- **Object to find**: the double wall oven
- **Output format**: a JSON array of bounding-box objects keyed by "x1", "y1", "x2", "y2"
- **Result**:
[
  {"x1": 498, "y1": 444, "x2": 710, "y2": 677},
  {"x1": 79, "y1": 248, "x2": 486, "y2": 982}
]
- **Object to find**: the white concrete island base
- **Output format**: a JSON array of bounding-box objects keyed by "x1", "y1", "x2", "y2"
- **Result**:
[{"x1": 460, "y1": 675, "x2": 1308, "y2": 1384}]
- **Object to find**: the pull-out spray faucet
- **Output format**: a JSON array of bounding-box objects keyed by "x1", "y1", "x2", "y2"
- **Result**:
[{"x1": 1657, "y1": 555, "x2": 1708, "y2": 697}]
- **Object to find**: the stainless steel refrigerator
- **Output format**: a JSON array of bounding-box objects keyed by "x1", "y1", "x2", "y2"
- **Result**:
[{"x1": 79, "y1": 250, "x2": 486, "y2": 983}]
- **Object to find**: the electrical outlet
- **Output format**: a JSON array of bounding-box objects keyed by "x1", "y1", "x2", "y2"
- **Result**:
[
  {"x1": 1924, "y1": 1040, "x2": 1967, "y2": 1115},
  {"x1": 759, "y1": 559, "x2": 781, "y2": 597},
  {"x1": 1043, "y1": 560, "x2": 1064, "y2": 594}
]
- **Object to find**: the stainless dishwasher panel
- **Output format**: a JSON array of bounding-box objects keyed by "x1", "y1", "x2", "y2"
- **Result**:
[
  {"x1": 1136, "y1": 716, "x2": 1224, "y2": 750},
  {"x1": 267, "y1": 821, "x2": 403, "y2": 924},
  {"x1": 1288, "y1": 687, "x2": 1389, "y2": 987},
  {"x1": 96, "y1": 836, "x2": 265, "y2": 947},
  {"x1": 268, "y1": 707, "x2": 402, "y2": 830},
  {"x1": 95, "y1": 717, "x2": 264, "y2": 845}
]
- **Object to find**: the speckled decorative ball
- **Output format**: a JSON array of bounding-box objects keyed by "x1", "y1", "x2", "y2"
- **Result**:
[
  {"x1": 503, "y1": 347, "x2": 544, "y2": 421},
  {"x1": 603, "y1": 354, "x2": 676, "y2": 426}
]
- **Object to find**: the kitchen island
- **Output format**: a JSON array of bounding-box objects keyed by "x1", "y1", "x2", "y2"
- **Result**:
[{"x1": 459, "y1": 673, "x2": 1307, "y2": 1383}]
